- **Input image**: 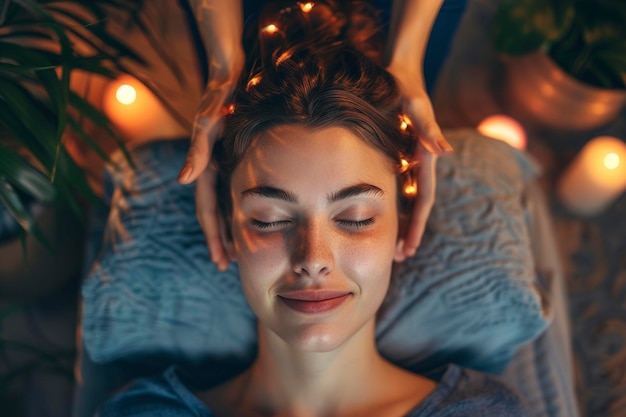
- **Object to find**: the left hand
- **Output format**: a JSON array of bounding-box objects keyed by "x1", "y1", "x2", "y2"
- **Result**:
[{"x1": 387, "y1": 62, "x2": 453, "y2": 261}]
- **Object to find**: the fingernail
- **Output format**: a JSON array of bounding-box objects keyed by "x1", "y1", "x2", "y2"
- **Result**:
[
  {"x1": 178, "y1": 165, "x2": 193, "y2": 183},
  {"x1": 438, "y1": 139, "x2": 454, "y2": 153}
]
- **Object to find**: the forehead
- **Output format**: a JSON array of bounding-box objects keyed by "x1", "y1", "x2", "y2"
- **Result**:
[{"x1": 232, "y1": 125, "x2": 395, "y2": 188}]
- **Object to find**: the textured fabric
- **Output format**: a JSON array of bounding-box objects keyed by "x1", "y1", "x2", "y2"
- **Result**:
[
  {"x1": 81, "y1": 140, "x2": 257, "y2": 364},
  {"x1": 81, "y1": 129, "x2": 548, "y2": 373},
  {"x1": 98, "y1": 364, "x2": 529, "y2": 417},
  {"x1": 376, "y1": 129, "x2": 547, "y2": 375}
]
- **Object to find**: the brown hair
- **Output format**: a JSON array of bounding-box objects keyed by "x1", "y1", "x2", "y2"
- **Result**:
[{"x1": 215, "y1": 0, "x2": 417, "y2": 217}]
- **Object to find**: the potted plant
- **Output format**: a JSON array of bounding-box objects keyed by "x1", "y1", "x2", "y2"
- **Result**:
[{"x1": 492, "y1": 0, "x2": 626, "y2": 131}]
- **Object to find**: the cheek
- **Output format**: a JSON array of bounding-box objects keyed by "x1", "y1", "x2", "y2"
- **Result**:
[{"x1": 231, "y1": 221, "x2": 289, "y2": 299}]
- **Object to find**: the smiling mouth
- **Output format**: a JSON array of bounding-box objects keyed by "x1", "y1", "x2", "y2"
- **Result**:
[{"x1": 278, "y1": 291, "x2": 351, "y2": 314}]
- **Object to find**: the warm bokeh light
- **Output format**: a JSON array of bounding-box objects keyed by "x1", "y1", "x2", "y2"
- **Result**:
[
  {"x1": 477, "y1": 114, "x2": 527, "y2": 150},
  {"x1": 399, "y1": 114, "x2": 411, "y2": 131},
  {"x1": 247, "y1": 75, "x2": 261, "y2": 90},
  {"x1": 103, "y1": 74, "x2": 187, "y2": 143},
  {"x1": 604, "y1": 152, "x2": 620, "y2": 170},
  {"x1": 299, "y1": 2, "x2": 314, "y2": 13},
  {"x1": 115, "y1": 84, "x2": 137, "y2": 105},
  {"x1": 400, "y1": 158, "x2": 410, "y2": 172},
  {"x1": 262, "y1": 24, "x2": 279, "y2": 34},
  {"x1": 403, "y1": 181, "x2": 417, "y2": 196},
  {"x1": 557, "y1": 136, "x2": 626, "y2": 216}
]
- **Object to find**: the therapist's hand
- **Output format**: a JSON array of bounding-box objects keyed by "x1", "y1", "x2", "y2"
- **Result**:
[{"x1": 387, "y1": 61, "x2": 453, "y2": 261}]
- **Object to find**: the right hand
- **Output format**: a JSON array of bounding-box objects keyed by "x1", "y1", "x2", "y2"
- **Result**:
[{"x1": 177, "y1": 49, "x2": 244, "y2": 271}]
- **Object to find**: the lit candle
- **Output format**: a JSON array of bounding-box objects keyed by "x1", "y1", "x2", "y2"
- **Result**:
[
  {"x1": 102, "y1": 74, "x2": 187, "y2": 143},
  {"x1": 477, "y1": 114, "x2": 527, "y2": 150},
  {"x1": 557, "y1": 136, "x2": 626, "y2": 216}
]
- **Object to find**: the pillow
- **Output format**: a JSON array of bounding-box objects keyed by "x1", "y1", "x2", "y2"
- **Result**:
[{"x1": 81, "y1": 128, "x2": 549, "y2": 375}]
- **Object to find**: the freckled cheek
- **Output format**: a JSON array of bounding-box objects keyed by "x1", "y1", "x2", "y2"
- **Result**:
[
  {"x1": 341, "y1": 234, "x2": 396, "y2": 284},
  {"x1": 231, "y1": 222, "x2": 289, "y2": 282}
]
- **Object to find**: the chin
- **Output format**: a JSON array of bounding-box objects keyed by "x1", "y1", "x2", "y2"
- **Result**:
[{"x1": 279, "y1": 323, "x2": 350, "y2": 353}]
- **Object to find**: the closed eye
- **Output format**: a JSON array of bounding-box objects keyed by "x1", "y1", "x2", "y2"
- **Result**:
[
  {"x1": 335, "y1": 218, "x2": 375, "y2": 230},
  {"x1": 250, "y1": 219, "x2": 293, "y2": 231}
]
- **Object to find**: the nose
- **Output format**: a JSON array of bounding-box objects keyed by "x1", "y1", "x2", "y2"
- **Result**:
[{"x1": 292, "y1": 219, "x2": 334, "y2": 278}]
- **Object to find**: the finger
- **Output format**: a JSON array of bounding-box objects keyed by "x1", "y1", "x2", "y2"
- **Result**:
[
  {"x1": 405, "y1": 97, "x2": 453, "y2": 155},
  {"x1": 195, "y1": 167, "x2": 229, "y2": 270},
  {"x1": 178, "y1": 85, "x2": 233, "y2": 184},
  {"x1": 402, "y1": 149, "x2": 438, "y2": 257}
]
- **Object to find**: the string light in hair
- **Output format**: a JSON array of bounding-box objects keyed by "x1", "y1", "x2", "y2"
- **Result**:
[
  {"x1": 299, "y1": 2, "x2": 314, "y2": 13},
  {"x1": 262, "y1": 24, "x2": 280, "y2": 34},
  {"x1": 400, "y1": 157, "x2": 411, "y2": 173},
  {"x1": 275, "y1": 50, "x2": 293, "y2": 66},
  {"x1": 399, "y1": 114, "x2": 412, "y2": 132},
  {"x1": 246, "y1": 75, "x2": 262, "y2": 91},
  {"x1": 222, "y1": 103, "x2": 235, "y2": 116},
  {"x1": 403, "y1": 177, "x2": 418, "y2": 197}
]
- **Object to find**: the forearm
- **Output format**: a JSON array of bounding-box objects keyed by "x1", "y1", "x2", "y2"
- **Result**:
[
  {"x1": 386, "y1": 0, "x2": 445, "y2": 81},
  {"x1": 187, "y1": 0, "x2": 244, "y2": 84}
]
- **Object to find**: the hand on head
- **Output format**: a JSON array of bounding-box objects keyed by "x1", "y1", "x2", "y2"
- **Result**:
[
  {"x1": 386, "y1": 61, "x2": 454, "y2": 260},
  {"x1": 179, "y1": 0, "x2": 453, "y2": 271}
]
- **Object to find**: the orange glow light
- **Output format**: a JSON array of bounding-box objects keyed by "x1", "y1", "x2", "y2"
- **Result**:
[
  {"x1": 604, "y1": 152, "x2": 620, "y2": 170},
  {"x1": 115, "y1": 84, "x2": 137, "y2": 105},
  {"x1": 477, "y1": 114, "x2": 527, "y2": 150},
  {"x1": 403, "y1": 182, "x2": 417, "y2": 196},
  {"x1": 399, "y1": 114, "x2": 411, "y2": 131},
  {"x1": 247, "y1": 75, "x2": 261, "y2": 90},
  {"x1": 262, "y1": 24, "x2": 279, "y2": 34},
  {"x1": 299, "y1": 2, "x2": 314, "y2": 13}
]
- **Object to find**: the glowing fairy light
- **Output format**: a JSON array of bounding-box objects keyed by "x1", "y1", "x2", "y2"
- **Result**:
[
  {"x1": 604, "y1": 152, "x2": 620, "y2": 170},
  {"x1": 227, "y1": 104, "x2": 235, "y2": 114},
  {"x1": 400, "y1": 158, "x2": 410, "y2": 173},
  {"x1": 276, "y1": 50, "x2": 293, "y2": 66},
  {"x1": 399, "y1": 114, "x2": 411, "y2": 131},
  {"x1": 115, "y1": 84, "x2": 137, "y2": 105},
  {"x1": 403, "y1": 181, "x2": 417, "y2": 196},
  {"x1": 262, "y1": 24, "x2": 279, "y2": 34},
  {"x1": 299, "y1": 2, "x2": 314, "y2": 12},
  {"x1": 246, "y1": 75, "x2": 262, "y2": 91}
]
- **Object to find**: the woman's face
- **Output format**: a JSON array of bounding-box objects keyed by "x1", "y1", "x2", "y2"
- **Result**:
[{"x1": 229, "y1": 125, "x2": 401, "y2": 352}]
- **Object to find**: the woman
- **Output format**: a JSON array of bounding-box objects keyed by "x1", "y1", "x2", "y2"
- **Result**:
[
  {"x1": 99, "y1": 2, "x2": 527, "y2": 415},
  {"x1": 180, "y1": 0, "x2": 456, "y2": 272}
]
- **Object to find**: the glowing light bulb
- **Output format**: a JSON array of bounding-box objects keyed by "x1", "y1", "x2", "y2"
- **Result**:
[
  {"x1": 115, "y1": 84, "x2": 136, "y2": 105},
  {"x1": 247, "y1": 75, "x2": 261, "y2": 90},
  {"x1": 226, "y1": 104, "x2": 235, "y2": 114},
  {"x1": 263, "y1": 24, "x2": 279, "y2": 34},
  {"x1": 299, "y1": 2, "x2": 314, "y2": 13},
  {"x1": 399, "y1": 114, "x2": 411, "y2": 131},
  {"x1": 400, "y1": 158, "x2": 409, "y2": 172},
  {"x1": 604, "y1": 152, "x2": 620, "y2": 170},
  {"x1": 403, "y1": 182, "x2": 417, "y2": 196}
]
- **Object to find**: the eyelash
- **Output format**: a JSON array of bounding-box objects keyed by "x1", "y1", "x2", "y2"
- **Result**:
[{"x1": 250, "y1": 218, "x2": 375, "y2": 231}]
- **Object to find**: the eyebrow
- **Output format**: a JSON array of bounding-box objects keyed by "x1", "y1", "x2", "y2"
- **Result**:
[{"x1": 240, "y1": 183, "x2": 384, "y2": 203}]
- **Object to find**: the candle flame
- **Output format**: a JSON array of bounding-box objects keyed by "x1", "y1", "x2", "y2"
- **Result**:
[
  {"x1": 262, "y1": 24, "x2": 279, "y2": 34},
  {"x1": 299, "y1": 2, "x2": 314, "y2": 12},
  {"x1": 116, "y1": 84, "x2": 137, "y2": 105},
  {"x1": 604, "y1": 152, "x2": 620, "y2": 170}
]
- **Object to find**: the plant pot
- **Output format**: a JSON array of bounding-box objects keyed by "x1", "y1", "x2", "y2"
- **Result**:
[{"x1": 501, "y1": 52, "x2": 626, "y2": 132}]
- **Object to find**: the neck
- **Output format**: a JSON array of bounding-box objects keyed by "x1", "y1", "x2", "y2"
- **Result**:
[{"x1": 245, "y1": 320, "x2": 389, "y2": 416}]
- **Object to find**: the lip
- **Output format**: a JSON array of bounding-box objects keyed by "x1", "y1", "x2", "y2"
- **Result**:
[{"x1": 278, "y1": 291, "x2": 352, "y2": 314}]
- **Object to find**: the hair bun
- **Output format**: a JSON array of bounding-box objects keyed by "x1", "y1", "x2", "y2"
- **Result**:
[{"x1": 253, "y1": 0, "x2": 385, "y2": 68}]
